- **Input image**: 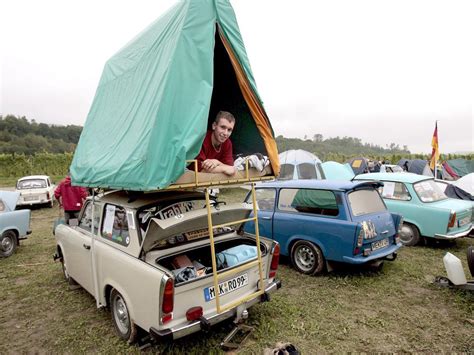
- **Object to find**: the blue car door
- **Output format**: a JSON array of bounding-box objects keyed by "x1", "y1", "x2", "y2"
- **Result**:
[{"x1": 244, "y1": 188, "x2": 277, "y2": 239}]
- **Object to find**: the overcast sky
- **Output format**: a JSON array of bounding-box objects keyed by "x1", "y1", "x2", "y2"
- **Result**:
[{"x1": 2, "y1": 0, "x2": 473, "y2": 154}]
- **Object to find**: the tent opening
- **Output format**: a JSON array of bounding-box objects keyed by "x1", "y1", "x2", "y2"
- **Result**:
[{"x1": 207, "y1": 25, "x2": 266, "y2": 157}]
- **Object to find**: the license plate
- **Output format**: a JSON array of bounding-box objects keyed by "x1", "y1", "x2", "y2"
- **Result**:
[
  {"x1": 458, "y1": 216, "x2": 470, "y2": 227},
  {"x1": 372, "y1": 238, "x2": 389, "y2": 251},
  {"x1": 203, "y1": 273, "x2": 248, "y2": 302},
  {"x1": 24, "y1": 196, "x2": 38, "y2": 201}
]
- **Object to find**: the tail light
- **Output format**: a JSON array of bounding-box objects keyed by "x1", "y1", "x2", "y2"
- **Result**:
[
  {"x1": 186, "y1": 306, "x2": 203, "y2": 321},
  {"x1": 47, "y1": 192, "x2": 50, "y2": 199},
  {"x1": 269, "y1": 243, "x2": 280, "y2": 278},
  {"x1": 448, "y1": 210, "x2": 456, "y2": 228},
  {"x1": 161, "y1": 278, "x2": 174, "y2": 324},
  {"x1": 354, "y1": 225, "x2": 365, "y2": 255}
]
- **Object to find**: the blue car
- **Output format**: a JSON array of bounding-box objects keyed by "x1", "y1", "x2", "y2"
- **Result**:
[
  {"x1": 244, "y1": 180, "x2": 402, "y2": 275},
  {"x1": 0, "y1": 191, "x2": 31, "y2": 257}
]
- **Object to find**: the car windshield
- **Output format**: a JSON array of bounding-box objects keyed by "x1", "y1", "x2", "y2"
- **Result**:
[
  {"x1": 413, "y1": 179, "x2": 447, "y2": 202},
  {"x1": 348, "y1": 189, "x2": 386, "y2": 216},
  {"x1": 17, "y1": 179, "x2": 46, "y2": 189}
]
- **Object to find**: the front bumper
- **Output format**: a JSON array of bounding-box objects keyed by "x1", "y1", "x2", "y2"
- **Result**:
[
  {"x1": 342, "y1": 243, "x2": 401, "y2": 264},
  {"x1": 434, "y1": 225, "x2": 473, "y2": 240},
  {"x1": 150, "y1": 279, "x2": 282, "y2": 341}
]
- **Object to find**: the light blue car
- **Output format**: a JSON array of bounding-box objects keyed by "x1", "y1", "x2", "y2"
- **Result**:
[
  {"x1": 354, "y1": 173, "x2": 473, "y2": 246},
  {"x1": 0, "y1": 191, "x2": 31, "y2": 257}
]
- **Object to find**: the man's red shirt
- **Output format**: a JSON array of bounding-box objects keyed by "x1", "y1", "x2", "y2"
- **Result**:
[{"x1": 195, "y1": 131, "x2": 233, "y2": 171}]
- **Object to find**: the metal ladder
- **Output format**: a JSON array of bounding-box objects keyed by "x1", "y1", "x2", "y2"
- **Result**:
[{"x1": 204, "y1": 183, "x2": 265, "y2": 314}]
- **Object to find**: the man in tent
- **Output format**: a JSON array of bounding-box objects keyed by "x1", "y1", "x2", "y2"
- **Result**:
[{"x1": 195, "y1": 111, "x2": 237, "y2": 176}]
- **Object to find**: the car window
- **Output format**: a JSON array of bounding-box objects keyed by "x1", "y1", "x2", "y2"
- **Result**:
[
  {"x1": 348, "y1": 189, "x2": 386, "y2": 216},
  {"x1": 279, "y1": 164, "x2": 295, "y2": 180},
  {"x1": 78, "y1": 201, "x2": 101, "y2": 234},
  {"x1": 379, "y1": 182, "x2": 411, "y2": 201},
  {"x1": 253, "y1": 189, "x2": 276, "y2": 211},
  {"x1": 278, "y1": 188, "x2": 339, "y2": 216},
  {"x1": 101, "y1": 204, "x2": 130, "y2": 246},
  {"x1": 17, "y1": 179, "x2": 47, "y2": 189},
  {"x1": 413, "y1": 180, "x2": 447, "y2": 202}
]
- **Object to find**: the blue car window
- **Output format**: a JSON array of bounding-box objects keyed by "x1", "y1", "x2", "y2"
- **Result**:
[
  {"x1": 348, "y1": 189, "x2": 386, "y2": 216},
  {"x1": 279, "y1": 188, "x2": 339, "y2": 216},
  {"x1": 255, "y1": 189, "x2": 276, "y2": 211}
]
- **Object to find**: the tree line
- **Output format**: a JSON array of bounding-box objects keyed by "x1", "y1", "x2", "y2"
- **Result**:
[{"x1": 0, "y1": 115, "x2": 81, "y2": 154}]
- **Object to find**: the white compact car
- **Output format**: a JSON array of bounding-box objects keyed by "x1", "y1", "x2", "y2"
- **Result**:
[{"x1": 16, "y1": 175, "x2": 56, "y2": 208}]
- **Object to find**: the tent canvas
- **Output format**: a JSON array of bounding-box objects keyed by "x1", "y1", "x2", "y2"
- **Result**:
[
  {"x1": 70, "y1": 0, "x2": 279, "y2": 191},
  {"x1": 278, "y1": 150, "x2": 324, "y2": 180},
  {"x1": 321, "y1": 161, "x2": 355, "y2": 180},
  {"x1": 346, "y1": 157, "x2": 380, "y2": 175},
  {"x1": 445, "y1": 159, "x2": 474, "y2": 177},
  {"x1": 397, "y1": 159, "x2": 433, "y2": 177}
]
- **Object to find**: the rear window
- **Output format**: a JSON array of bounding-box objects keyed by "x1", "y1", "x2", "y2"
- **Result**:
[
  {"x1": 278, "y1": 188, "x2": 339, "y2": 216},
  {"x1": 17, "y1": 179, "x2": 46, "y2": 189},
  {"x1": 413, "y1": 180, "x2": 447, "y2": 202},
  {"x1": 348, "y1": 189, "x2": 387, "y2": 216}
]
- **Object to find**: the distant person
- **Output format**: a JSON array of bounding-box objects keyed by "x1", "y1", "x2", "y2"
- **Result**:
[
  {"x1": 195, "y1": 111, "x2": 236, "y2": 176},
  {"x1": 54, "y1": 172, "x2": 88, "y2": 224}
]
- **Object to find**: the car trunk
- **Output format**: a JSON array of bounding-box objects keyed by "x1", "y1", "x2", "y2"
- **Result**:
[{"x1": 141, "y1": 203, "x2": 275, "y2": 328}]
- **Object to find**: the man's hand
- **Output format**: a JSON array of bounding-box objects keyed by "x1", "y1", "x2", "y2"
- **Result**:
[{"x1": 202, "y1": 159, "x2": 221, "y2": 171}]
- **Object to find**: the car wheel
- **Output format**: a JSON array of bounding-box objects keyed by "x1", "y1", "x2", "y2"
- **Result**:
[
  {"x1": 60, "y1": 254, "x2": 78, "y2": 285},
  {"x1": 467, "y1": 246, "x2": 474, "y2": 278},
  {"x1": 110, "y1": 289, "x2": 138, "y2": 343},
  {"x1": 399, "y1": 223, "x2": 420, "y2": 246},
  {"x1": 290, "y1": 240, "x2": 325, "y2": 275},
  {"x1": 0, "y1": 231, "x2": 18, "y2": 258}
]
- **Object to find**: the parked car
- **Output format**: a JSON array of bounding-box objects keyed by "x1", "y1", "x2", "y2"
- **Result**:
[
  {"x1": 15, "y1": 175, "x2": 56, "y2": 208},
  {"x1": 53, "y1": 190, "x2": 281, "y2": 343},
  {"x1": 0, "y1": 191, "x2": 31, "y2": 257},
  {"x1": 354, "y1": 173, "x2": 473, "y2": 246},
  {"x1": 243, "y1": 180, "x2": 402, "y2": 275}
]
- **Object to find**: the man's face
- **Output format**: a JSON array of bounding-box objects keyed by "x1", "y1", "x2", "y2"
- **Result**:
[{"x1": 212, "y1": 118, "x2": 235, "y2": 144}]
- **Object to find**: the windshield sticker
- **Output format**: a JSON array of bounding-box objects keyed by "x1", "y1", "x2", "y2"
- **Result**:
[
  {"x1": 103, "y1": 205, "x2": 116, "y2": 236},
  {"x1": 382, "y1": 182, "x2": 395, "y2": 198}
]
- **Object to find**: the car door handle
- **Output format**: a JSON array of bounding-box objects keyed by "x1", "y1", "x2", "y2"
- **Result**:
[
  {"x1": 260, "y1": 216, "x2": 271, "y2": 220},
  {"x1": 83, "y1": 244, "x2": 91, "y2": 250},
  {"x1": 381, "y1": 230, "x2": 389, "y2": 235}
]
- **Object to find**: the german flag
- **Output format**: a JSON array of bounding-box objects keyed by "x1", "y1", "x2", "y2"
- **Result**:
[{"x1": 429, "y1": 122, "x2": 440, "y2": 170}]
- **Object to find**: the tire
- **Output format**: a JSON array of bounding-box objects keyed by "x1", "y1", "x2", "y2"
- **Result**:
[
  {"x1": 110, "y1": 289, "x2": 138, "y2": 343},
  {"x1": 467, "y1": 246, "x2": 474, "y2": 278},
  {"x1": 290, "y1": 240, "x2": 325, "y2": 275},
  {"x1": 0, "y1": 231, "x2": 18, "y2": 258},
  {"x1": 399, "y1": 223, "x2": 420, "y2": 246},
  {"x1": 60, "y1": 254, "x2": 77, "y2": 286}
]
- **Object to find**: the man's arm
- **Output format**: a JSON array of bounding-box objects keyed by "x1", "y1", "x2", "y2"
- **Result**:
[{"x1": 202, "y1": 159, "x2": 236, "y2": 176}]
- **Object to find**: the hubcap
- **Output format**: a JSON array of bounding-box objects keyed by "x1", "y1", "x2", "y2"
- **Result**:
[
  {"x1": 114, "y1": 296, "x2": 130, "y2": 334},
  {"x1": 1, "y1": 236, "x2": 13, "y2": 253},
  {"x1": 295, "y1": 245, "x2": 315, "y2": 272},
  {"x1": 399, "y1": 225, "x2": 414, "y2": 244}
]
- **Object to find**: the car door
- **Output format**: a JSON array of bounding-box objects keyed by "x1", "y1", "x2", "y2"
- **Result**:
[
  {"x1": 244, "y1": 188, "x2": 276, "y2": 239},
  {"x1": 378, "y1": 181, "x2": 419, "y2": 224},
  {"x1": 63, "y1": 201, "x2": 99, "y2": 294}
]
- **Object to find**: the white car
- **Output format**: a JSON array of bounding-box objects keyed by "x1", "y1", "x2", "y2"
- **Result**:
[
  {"x1": 15, "y1": 175, "x2": 56, "y2": 208},
  {"x1": 53, "y1": 190, "x2": 281, "y2": 343}
]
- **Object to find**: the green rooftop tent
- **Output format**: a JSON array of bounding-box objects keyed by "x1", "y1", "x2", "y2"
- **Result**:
[{"x1": 71, "y1": 0, "x2": 279, "y2": 191}]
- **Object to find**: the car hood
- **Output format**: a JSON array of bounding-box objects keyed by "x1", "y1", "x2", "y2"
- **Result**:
[
  {"x1": 141, "y1": 202, "x2": 253, "y2": 253},
  {"x1": 0, "y1": 191, "x2": 20, "y2": 212}
]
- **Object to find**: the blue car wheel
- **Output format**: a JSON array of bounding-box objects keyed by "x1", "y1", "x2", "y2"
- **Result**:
[{"x1": 290, "y1": 240, "x2": 325, "y2": 275}]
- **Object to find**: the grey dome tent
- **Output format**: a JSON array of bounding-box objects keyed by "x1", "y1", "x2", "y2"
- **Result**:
[
  {"x1": 278, "y1": 150, "x2": 325, "y2": 180},
  {"x1": 397, "y1": 159, "x2": 433, "y2": 177}
]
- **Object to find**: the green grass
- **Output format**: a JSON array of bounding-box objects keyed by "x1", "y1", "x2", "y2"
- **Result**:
[{"x1": 0, "y1": 187, "x2": 472, "y2": 353}]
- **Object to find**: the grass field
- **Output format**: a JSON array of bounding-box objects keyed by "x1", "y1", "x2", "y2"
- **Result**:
[{"x1": 0, "y1": 187, "x2": 472, "y2": 353}]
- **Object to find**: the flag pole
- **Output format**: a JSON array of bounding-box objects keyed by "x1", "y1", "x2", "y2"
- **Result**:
[{"x1": 434, "y1": 120, "x2": 438, "y2": 179}]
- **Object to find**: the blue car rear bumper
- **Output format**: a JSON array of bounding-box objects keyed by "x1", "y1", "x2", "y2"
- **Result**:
[{"x1": 342, "y1": 243, "x2": 401, "y2": 264}]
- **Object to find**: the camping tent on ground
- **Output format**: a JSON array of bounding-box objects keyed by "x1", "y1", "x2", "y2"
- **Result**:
[
  {"x1": 397, "y1": 159, "x2": 433, "y2": 177},
  {"x1": 346, "y1": 157, "x2": 380, "y2": 175},
  {"x1": 278, "y1": 150, "x2": 324, "y2": 180},
  {"x1": 321, "y1": 161, "x2": 355, "y2": 180},
  {"x1": 444, "y1": 159, "x2": 474, "y2": 178},
  {"x1": 70, "y1": 0, "x2": 279, "y2": 191}
]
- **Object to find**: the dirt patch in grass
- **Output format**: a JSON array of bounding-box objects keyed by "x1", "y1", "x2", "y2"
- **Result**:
[{"x1": 0, "y1": 187, "x2": 472, "y2": 353}]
